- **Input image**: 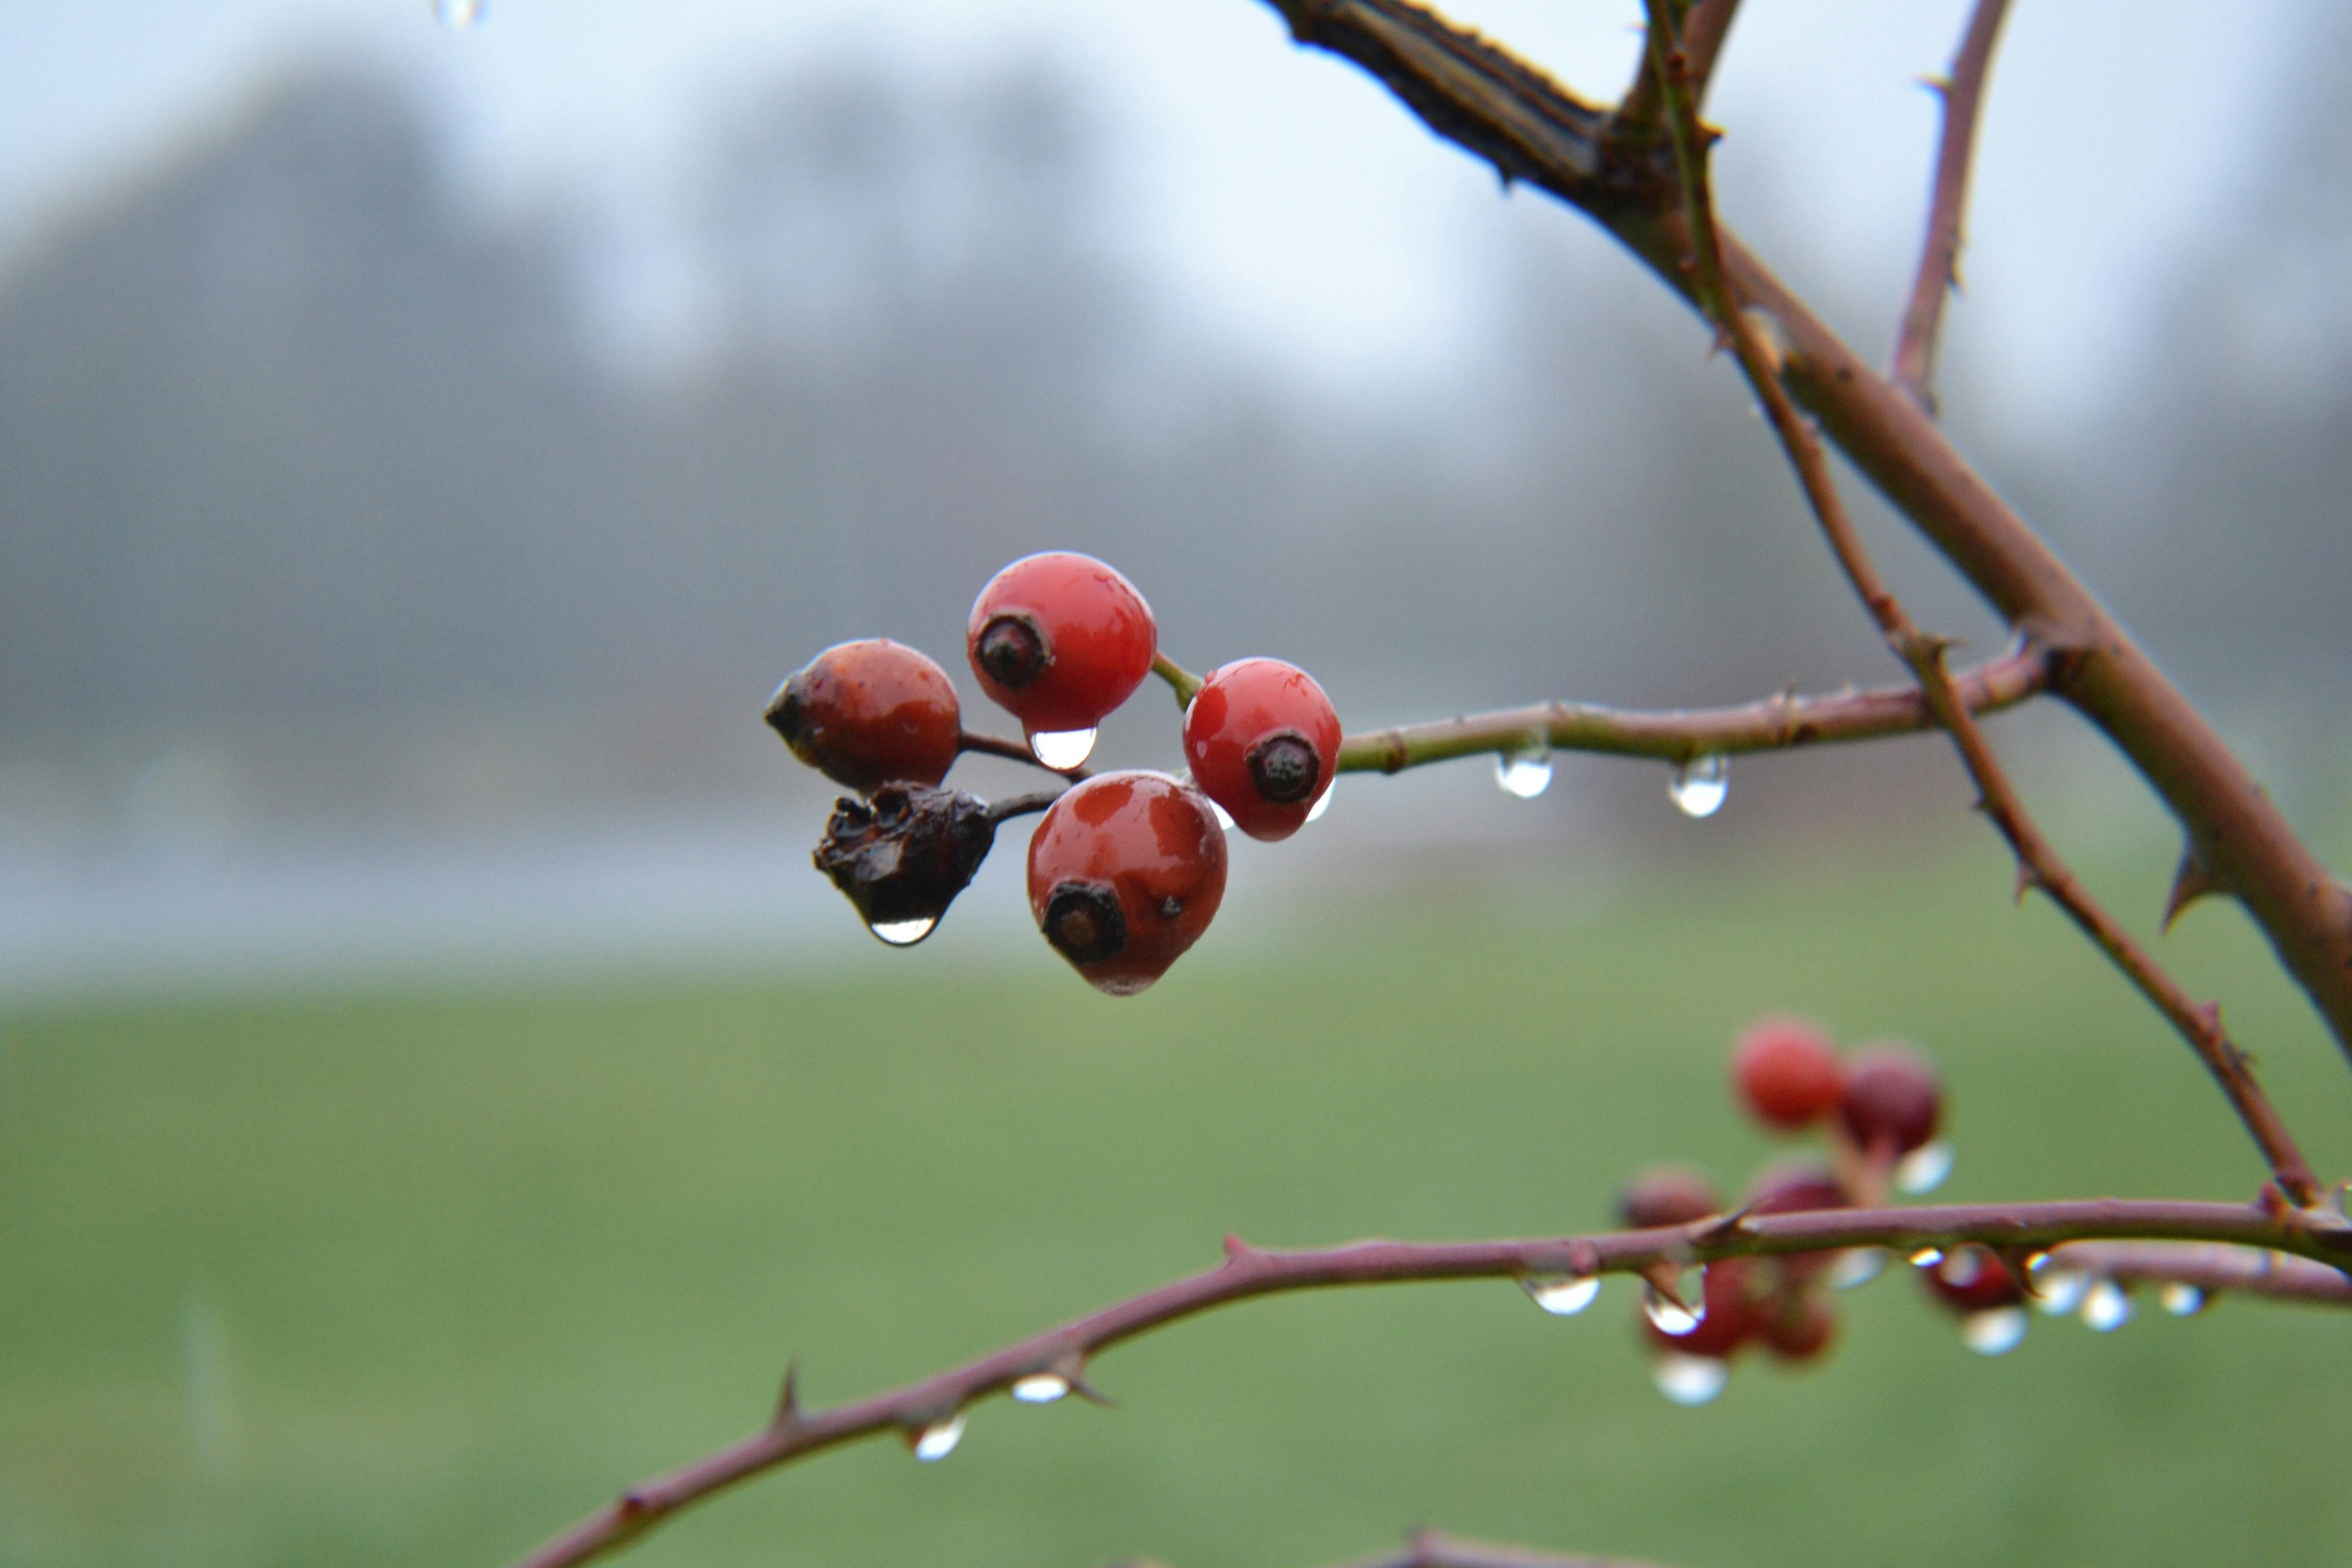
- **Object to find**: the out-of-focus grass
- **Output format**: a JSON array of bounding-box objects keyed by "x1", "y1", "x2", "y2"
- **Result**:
[{"x1": 3, "y1": 842, "x2": 2349, "y2": 1568}]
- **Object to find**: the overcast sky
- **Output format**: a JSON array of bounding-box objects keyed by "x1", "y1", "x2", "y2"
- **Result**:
[{"x1": 0, "y1": 1, "x2": 2307, "y2": 415}]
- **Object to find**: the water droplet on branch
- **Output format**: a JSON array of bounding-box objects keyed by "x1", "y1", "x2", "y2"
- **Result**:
[
  {"x1": 1668, "y1": 753, "x2": 1729, "y2": 817},
  {"x1": 1829, "y1": 1247, "x2": 1886, "y2": 1289},
  {"x1": 1652, "y1": 1353, "x2": 1728, "y2": 1405},
  {"x1": 2032, "y1": 1267, "x2": 2088, "y2": 1315},
  {"x1": 911, "y1": 1413, "x2": 966, "y2": 1460},
  {"x1": 1494, "y1": 747, "x2": 1553, "y2": 799},
  {"x1": 1011, "y1": 1374, "x2": 1071, "y2": 1404},
  {"x1": 1961, "y1": 1306, "x2": 2028, "y2": 1356},
  {"x1": 1908, "y1": 1246, "x2": 1945, "y2": 1267},
  {"x1": 1028, "y1": 728, "x2": 1098, "y2": 770},
  {"x1": 1894, "y1": 1141, "x2": 1954, "y2": 1195},
  {"x1": 1644, "y1": 1284, "x2": 1703, "y2": 1337},
  {"x1": 869, "y1": 917, "x2": 937, "y2": 947},
  {"x1": 1522, "y1": 1274, "x2": 1601, "y2": 1316},
  {"x1": 2080, "y1": 1279, "x2": 2132, "y2": 1332},
  {"x1": 2160, "y1": 1282, "x2": 2207, "y2": 1317}
]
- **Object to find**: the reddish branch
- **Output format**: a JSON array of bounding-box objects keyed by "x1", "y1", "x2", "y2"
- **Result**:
[
  {"x1": 508, "y1": 1198, "x2": 2349, "y2": 1568},
  {"x1": 1637, "y1": 0, "x2": 2318, "y2": 1206},
  {"x1": 1263, "y1": 0, "x2": 2352, "y2": 1064},
  {"x1": 1336, "y1": 1528, "x2": 1674, "y2": 1568},
  {"x1": 1337, "y1": 640, "x2": 2046, "y2": 774},
  {"x1": 1891, "y1": 0, "x2": 2013, "y2": 413},
  {"x1": 2048, "y1": 1240, "x2": 2352, "y2": 1308}
]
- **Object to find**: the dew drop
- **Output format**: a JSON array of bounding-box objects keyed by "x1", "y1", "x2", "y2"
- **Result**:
[
  {"x1": 2032, "y1": 1267, "x2": 2088, "y2": 1315},
  {"x1": 1652, "y1": 1353, "x2": 1729, "y2": 1406},
  {"x1": 433, "y1": 0, "x2": 485, "y2": 27},
  {"x1": 1960, "y1": 1306, "x2": 2029, "y2": 1356},
  {"x1": 1522, "y1": 1274, "x2": 1601, "y2": 1316},
  {"x1": 1028, "y1": 727, "x2": 1097, "y2": 770},
  {"x1": 1908, "y1": 1246, "x2": 1945, "y2": 1267},
  {"x1": 1011, "y1": 1374, "x2": 1070, "y2": 1404},
  {"x1": 1668, "y1": 753, "x2": 1730, "y2": 818},
  {"x1": 1206, "y1": 797, "x2": 1236, "y2": 832},
  {"x1": 868, "y1": 917, "x2": 937, "y2": 947},
  {"x1": 1829, "y1": 1247, "x2": 1886, "y2": 1290},
  {"x1": 2160, "y1": 1282, "x2": 2207, "y2": 1317},
  {"x1": 1304, "y1": 782, "x2": 1333, "y2": 824},
  {"x1": 1894, "y1": 1140, "x2": 1954, "y2": 1195},
  {"x1": 1494, "y1": 747, "x2": 1553, "y2": 800},
  {"x1": 911, "y1": 1413, "x2": 966, "y2": 1461},
  {"x1": 2080, "y1": 1279, "x2": 2132, "y2": 1332},
  {"x1": 1644, "y1": 1284, "x2": 1704, "y2": 1337}
]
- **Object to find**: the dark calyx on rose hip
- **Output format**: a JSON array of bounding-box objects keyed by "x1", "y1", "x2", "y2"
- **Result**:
[
  {"x1": 1246, "y1": 732, "x2": 1320, "y2": 803},
  {"x1": 1041, "y1": 881, "x2": 1125, "y2": 965},
  {"x1": 812, "y1": 783, "x2": 996, "y2": 942},
  {"x1": 974, "y1": 614, "x2": 1049, "y2": 690}
]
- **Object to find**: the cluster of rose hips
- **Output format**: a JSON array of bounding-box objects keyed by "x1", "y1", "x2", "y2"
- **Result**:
[
  {"x1": 766, "y1": 551, "x2": 1342, "y2": 993},
  {"x1": 1603, "y1": 1018, "x2": 2025, "y2": 1402}
]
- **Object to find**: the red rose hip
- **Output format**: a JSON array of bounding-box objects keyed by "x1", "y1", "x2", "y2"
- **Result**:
[
  {"x1": 1618, "y1": 1166, "x2": 1721, "y2": 1230},
  {"x1": 766, "y1": 639, "x2": 961, "y2": 794},
  {"x1": 1920, "y1": 1245, "x2": 2025, "y2": 1314},
  {"x1": 1181, "y1": 658, "x2": 1342, "y2": 841},
  {"x1": 1731, "y1": 1015, "x2": 1843, "y2": 1131},
  {"x1": 1026, "y1": 771, "x2": 1227, "y2": 995},
  {"x1": 968, "y1": 552, "x2": 1157, "y2": 754},
  {"x1": 1839, "y1": 1043, "x2": 1944, "y2": 1156}
]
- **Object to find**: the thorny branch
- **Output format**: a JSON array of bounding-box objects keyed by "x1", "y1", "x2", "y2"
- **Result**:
[
  {"x1": 1263, "y1": 0, "x2": 2352, "y2": 1063},
  {"x1": 1337, "y1": 640, "x2": 2045, "y2": 774},
  {"x1": 508, "y1": 1198, "x2": 2352, "y2": 1568},
  {"x1": 1333, "y1": 1527, "x2": 1676, "y2": 1568},
  {"x1": 1892, "y1": 0, "x2": 2014, "y2": 412},
  {"x1": 1637, "y1": 0, "x2": 2319, "y2": 1206}
]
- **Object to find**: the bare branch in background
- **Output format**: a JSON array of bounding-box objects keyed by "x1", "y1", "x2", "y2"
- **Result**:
[
  {"x1": 1892, "y1": 0, "x2": 2015, "y2": 412},
  {"x1": 1335, "y1": 1527, "x2": 1677, "y2": 1568}
]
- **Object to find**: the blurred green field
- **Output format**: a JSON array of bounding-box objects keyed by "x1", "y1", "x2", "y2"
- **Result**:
[{"x1": 4, "y1": 842, "x2": 2350, "y2": 1568}]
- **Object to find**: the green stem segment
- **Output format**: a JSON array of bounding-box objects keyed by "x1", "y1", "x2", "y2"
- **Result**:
[{"x1": 1152, "y1": 650, "x2": 1204, "y2": 710}]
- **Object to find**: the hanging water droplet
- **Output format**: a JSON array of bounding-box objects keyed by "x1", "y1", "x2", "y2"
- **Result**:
[
  {"x1": 1652, "y1": 1353, "x2": 1729, "y2": 1406},
  {"x1": 1668, "y1": 753, "x2": 1730, "y2": 818},
  {"x1": 1206, "y1": 797, "x2": 1236, "y2": 832},
  {"x1": 911, "y1": 1413, "x2": 966, "y2": 1460},
  {"x1": 2159, "y1": 1281, "x2": 2206, "y2": 1317},
  {"x1": 434, "y1": 0, "x2": 485, "y2": 27},
  {"x1": 1643, "y1": 1283, "x2": 1704, "y2": 1337},
  {"x1": 2080, "y1": 1279, "x2": 2132, "y2": 1332},
  {"x1": 1829, "y1": 1247, "x2": 1886, "y2": 1290},
  {"x1": 1028, "y1": 727, "x2": 1097, "y2": 770},
  {"x1": 868, "y1": 916, "x2": 938, "y2": 947},
  {"x1": 1494, "y1": 746, "x2": 1553, "y2": 799},
  {"x1": 1894, "y1": 1140, "x2": 1954, "y2": 1195},
  {"x1": 1960, "y1": 1306, "x2": 2029, "y2": 1356},
  {"x1": 2032, "y1": 1267, "x2": 2088, "y2": 1315},
  {"x1": 1011, "y1": 1374, "x2": 1071, "y2": 1404},
  {"x1": 1907, "y1": 1246, "x2": 1945, "y2": 1267},
  {"x1": 1304, "y1": 782, "x2": 1333, "y2": 824},
  {"x1": 1522, "y1": 1273, "x2": 1601, "y2": 1316}
]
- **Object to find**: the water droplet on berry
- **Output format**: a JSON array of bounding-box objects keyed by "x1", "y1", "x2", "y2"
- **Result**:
[
  {"x1": 1652, "y1": 1353, "x2": 1728, "y2": 1405},
  {"x1": 1908, "y1": 1246, "x2": 1945, "y2": 1267},
  {"x1": 1668, "y1": 753, "x2": 1729, "y2": 817},
  {"x1": 1522, "y1": 1273, "x2": 1601, "y2": 1316},
  {"x1": 1644, "y1": 1283, "x2": 1703, "y2": 1337},
  {"x1": 434, "y1": 0, "x2": 485, "y2": 27},
  {"x1": 2080, "y1": 1279, "x2": 2132, "y2": 1332},
  {"x1": 868, "y1": 917, "x2": 938, "y2": 947},
  {"x1": 1304, "y1": 782, "x2": 1333, "y2": 823},
  {"x1": 2160, "y1": 1282, "x2": 2206, "y2": 1317},
  {"x1": 1028, "y1": 728, "x2": 1097, "y2": 771},
  {"x1": 911, "y1": 1413, "x2": 966, "y2": 1460},
  {"x1": 2031, "y1": 1266, "x2": 2088, "y2": 1315},
  {"x1": 1011, "y1": 1374, "x2": 1070, "y2": 1404},
  {"x1": 1206, "y1": 797, "x2": 1236, "y2": 832},
  {"x1": 1894, "y1": 1140, "x2": 1953, "y2": 1195},
  {"x1": 1494, "y1": 746, "x2": 1553, "y2": 799},
  {"x1": 1960, "y1": 1306, "x2": 2029, "y2": 1356},
  {"x1": 1828, "y1": 1247, "x2": 1886, "y2": 1289}
]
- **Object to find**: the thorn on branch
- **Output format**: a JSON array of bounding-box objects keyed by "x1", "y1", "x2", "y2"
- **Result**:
[
  {"x1": 772, "y1": 1358, "x2": 803, "y2": 1431},
  {"x1": 1223, "y1": 1232, "x2": 1262, "y2": 1265},
  {"x1": 2165, "y1": 842, "x2": 2226, "y2": 930}
]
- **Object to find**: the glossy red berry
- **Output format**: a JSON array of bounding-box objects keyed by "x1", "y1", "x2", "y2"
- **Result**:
[
  {"x1": 1618, "y1": 1166, "x2": 1721, "y2": 1230},
  {"x1": 1643, "y1": 1258, "x2": 1760, "y2": 1358},
  {"x1": 766, "y1": 639, "x2": 961, "y2": 794},
  {"x1": 1025, "y1": 771, "x2": 1227, "y2": 995},
  {"x1": 1838, "y1": 1043, "x2": 1944, "y2": 1156},
  {"x1": 967, "y1": 552, "x2": 1156, "y2": 741},
  {"x1": 1731, "y1": 1015, "x2": 1844, "y2": 1131},
  {"x1": 1920, "y1": 1245, "x2": 2025, "y2": 1314},
  {"x1": 1181, "y1": 658, "x2": 1342, "y2": 841},
  {"x1": 1744, "y1": 1159, "x2": 1849, "y2": 1283},
  {"x1": 1758, "y1": 1289, "x2": 1837, "y2": 1361}
]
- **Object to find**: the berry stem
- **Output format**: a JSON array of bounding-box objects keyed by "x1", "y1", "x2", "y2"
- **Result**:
[
  {"x1": 987, "y1": 789, "x2": 1066, "y2": 824},
  {"x1": 1150, "y1": 651, "x2": 1204, "y2": 709},
  {"x1": 957, "y1": 730, "x2": 1093, "y2": 780}
]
